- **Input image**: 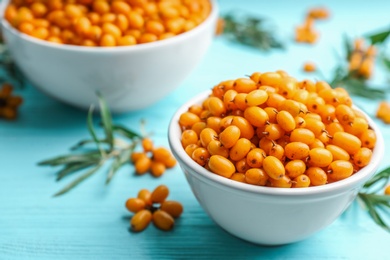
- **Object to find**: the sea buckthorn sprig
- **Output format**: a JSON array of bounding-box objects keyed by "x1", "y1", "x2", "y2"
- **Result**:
[
  {"x1": 358, "y1": 166, "x2": 390, "y2": 232},
  {"x1": 219, "y1": 12, "x2": 284, "y2": 51},
  {"x1": 179, "y1": 71, "x2": 376, "y2": 188},
  {"x1": 0, "y1": 39, "x2": 27, "y2": 89},
  {"x1": 4, "y1": 0, "x2": 211, "y2": 47},
  {"x1": 0, "y1": 83, "x2": 23, "y2": 120},
  {"x1": 328, "y1": 35, "x2": 389, "y2": 100},
  {"x1": 38, "y1": 93, "x2": 176, "y2": 196},
  {"x1": 295, "y1": 6, "x2": 329, "y2": 44},
  {"x1": 126, "y1": 185, "x2": 183, "y2": 232}
]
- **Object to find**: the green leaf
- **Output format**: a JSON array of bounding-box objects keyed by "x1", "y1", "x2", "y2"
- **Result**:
[
  {"x1": 97, "y1": 92, "x2": 114, "y2": 149},
  {"x1": 70, "y1": 139, "x2": 108, "y2": 150},
  {"x1": 106, "y1": 148, "x2": 132, "y2": 184},
  {"x1": 358, "y1": 194, "x2": 390, "y2": 231},
  {"x1": 366, "y1": 29, "x2": 390, "y2": 45},
  {"x1": 38, "y1": 151, "x2": 102, "y2": 166},
  {"x1": 56, "y1": 161, "x2": 97, "y2": 181},
  {"x1": 87, "y1": 105, "x2": 101, "y2": 147},
  {"x1": 53, "y1": 162, "x2": 103, "y2": 197},
  {"x1": 343, "y1": 34, "x2": 353, "y2": 60},
  {"x1": 382, "y1": 56, "x2": 390, "y2": 71},
  {"x1": 363, "y1": 167, "x2": 390, "y2": 190},
  {"x1": 112, "y1": 124, "x2": 142, "y2": 140}
]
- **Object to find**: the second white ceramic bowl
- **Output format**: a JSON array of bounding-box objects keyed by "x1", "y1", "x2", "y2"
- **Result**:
[{"x1": 168, "y1": 91, "x2": 384, "y2": 245}]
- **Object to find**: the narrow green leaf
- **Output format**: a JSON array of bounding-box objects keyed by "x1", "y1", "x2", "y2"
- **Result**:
[
  {"x1": 70, "y1": 139, "x2": 108, "y2": 150},
  {"x1": 343, "y1": 34, "x2": 353, "y2": 60},
  {"x1": 97, "y1": 92, "x2": 114, "y2": 149},
  {"x1": 38, "y1": 151, "x2": 102, "y2": 166},
  {"x1": 106, "y1": 148, "x2": 132, "y2": 184},
  {"x1": 359, "y1": 195, "x2": 390, "y2": 231},
  {"x1": 56, "y1": 161, "x2": 97, "y2": 181},
  {"x1": 382, "y1": 56, "x2": 390, "y2": 71},
  {"x1": 53, "y1": 162, "x2": 103, "y2": 197},
  {"x1": 87, "y1": 105, "x2": 100, "y2": 145},
  {"x1": 365, "y1": 29, "x2": 390, "y2": 45},
  {"x1": 363, "y1": 167, "x2": 390, "y2": 189},
  {"x1": 112, "y1": 124, "x2": 142, "y2": 140}
]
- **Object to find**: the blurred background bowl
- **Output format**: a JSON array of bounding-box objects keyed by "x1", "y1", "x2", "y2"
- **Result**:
[
  {"x1": 0, "y1": 0, "x2": 218, "y2": 113},
  {"x1": 168, "y1": 90, "x2": 384, "y2": 246}
]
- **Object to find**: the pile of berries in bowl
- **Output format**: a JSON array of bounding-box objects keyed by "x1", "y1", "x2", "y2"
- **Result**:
[
  {"x1": 0, "y1": 0, "x2": 218, "y2": 112},
  {"x1": 168, "y1": 71, "x2": 384, "y2": 245}
]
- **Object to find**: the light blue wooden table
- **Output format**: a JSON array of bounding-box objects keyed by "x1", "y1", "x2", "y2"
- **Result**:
[{"x1": 1, "y1": 0, "x2": 389, "y2": 259}]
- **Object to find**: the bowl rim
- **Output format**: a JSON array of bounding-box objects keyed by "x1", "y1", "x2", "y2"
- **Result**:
[
  {"x1": 168, "y1": 90, "x2": 384, "y2": 197},
  {"x1": 0, "y1": 0, "x2": 218, "y2": 53}
]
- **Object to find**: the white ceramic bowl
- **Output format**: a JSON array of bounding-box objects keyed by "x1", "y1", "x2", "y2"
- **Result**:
[
  {"x1": 0, "y1": 1, "x2": 218, "y2": 112},
  {"x1": 168, "y1": 91, "x2": 384, "y2": 245}
]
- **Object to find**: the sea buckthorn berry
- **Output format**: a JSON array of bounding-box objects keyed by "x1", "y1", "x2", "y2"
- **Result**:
[
  {"x1": 131, "y1": 209, "x2": 152, "y2": 232},
  {"x1": 219, "y1": 116, "x2": 234, "y2": 132},
  {"x1": 150, "y1": 161, "x2": 166, "y2": 177},
  {"x1": 219, "y1": 125, "x2": 240, "y2": 148},
  {"x1": 233, "y1": 93, "x2": 248, "y2": 111},
  {"x1": 191, "y1": 121, "x2": 206, "y2": 136},
  {"x1": 307, "y1": 96, "x2": 325, "y2": 114},
  {"x1": 385, "y1": 185, "x2": 390, "y2": 195},
  {"x1": 268, "y1": 144, "x2": 285, "y2": 161},
  {"x1": 138, "y1": 189, "x2": 152, "y2": 205},
  {"x1": 285, "y1": 160, "x2": 306, "y2": 178},
  {"x1": 327, "y1": 160, "x2": 354, "y2": 181},
  {"x1": 278, "y1": 79, "x2": 297, "y2": 99},
  {"x1": 308, "y1": 147, "x2": 333, "y2": 167},
  {"x1": 245, "y1": 89, "x2": 268, "y2": 106},
  {"x1": 230, "y1": 173, "x2": 246, "y2": 183},
  {"x1": 233, "y1": 78, "x2": 257, "y2": 93},
  {"x1": 135, "y1": 156, "x2": 151, "y2": 174},
  {"x1": 231, "y1": 116, "x2": 255, "y2": 139},
  {"x1": 335, "y1": 104, "x2": 355, "y2": 125},
  {"x1": 153, "y1": 210, "x2": 174, "y2": 231},
  {"x1": 290, "y1": 128, "x2": 315, "y2": 145},
  {"x1": 264, "y1": 107, "x2": 278, "y2": 123},
  {"x1": 284, "y1": 142, "x2": 310, "y2": 160},
  {"x1": 294, "y1": 116, "x2": 306, "y2": 128},
  {"x1": 331, "y1": 132, "x2": 361, "y2": 154},
  {"x1": 360, "y1": 129, "x2": 376, "y2": 149},
  {"x1": 181, "y1": 129, "x2": 198, "y2": 148},
  {"x1": 279, "y1": 100, "x2": 302, "y2": 117},
  {"x1": 151, "y1": 185, "x2": 169, "y2": 203},
  {"x1": 268, "y1": 175, "x2": 292, "y2": 188},
  {"x1": 153, "y1": 147, "x2": 172, "y2": 163},
  {"x1": 267, "y1": 93, "x2": 286, "y2": 108},
  {"x1": 163, "y1": 156, "x2": 177, "y2": 169},
  {"x1": 292, "y1": 174, "x2": 311, "y2": 188},
  {"x1": 326, "y1": 145, "x2": 350, "y2": 161},
  {"x1": 344, "y1": 117, "x2": 368, "y2": 136},
  {"x1": 263, "y1": 123, "x2": 285, "y2": 141},
  {"x1": 161, "y1": 201, "x2": 183, "y2": 218},
  {"x1": 229, "y1": 138, "x2": 252, "y2": 161},
  {"x1": 191, "y1": 147, "x2": 210, "y2": 166},
  {"x1": 263, "y1": 156, "x2": 285, "y2": 180},
  {"x1": 292, "y1": 89, "x2": 309, "y2": 104},
  {"x1": 326, "y1": 122, "x2": 344, "y2": 136},
  {"x1": 235, "y1": 158, "x2": 251, "y2": 173},
  {"x1": 276, "y1": 110, "x2": 296, "y2": 132},
  {"x1": 125, "y1": 198, "x2": 146, "y2": 213},
  {"x1": 207, "y1": 97, "x2": 226, "y2": 117},
  {"x1": 316, "y1": 81, "x2": 331, "y2": 92},
  {"x1": 309, "y1": 138, "x2": 325, "y2": 149},
  {"x1": 184, "y1": 143, "x2": 198, "y2": 157},
  {"x1": 305, "y1": 167, "x2": 327, "y2": 186},
  {"x1": 208, "y1": 155, "x2": 235, "y2": 178},
  {"x1": 207, "y1": 140, "x2": 229, "y2": 158},
  {"x1": 142, "y1": 138, "x2": 154, "y2": 152},
  {"x1": 131, "y1": 151, "x2": 147, "y2": 163},
  {"x1": 258, "y1": 72, "x2": 282, "y2": 87},
  {"x1": 353, "y1": 147, "x2": 372, "y2": 168},
  {"x1": 223, "y1": 89, "x2": 238, "y2": 111},
  {"x1": 250, "y1": 71, "x2": 262, "y2": 83},
  {"x1": 305, "y1": 118, "x2": 325, "y2": 137},
  {"x1": 246, "y1": 148, "x2": 266, "y2": 168},
  {"x1": 200, "y1": 127, "x2": 218, "y2": 147},
  {"x1": 259, "y1": 137, "x2": 274, "y2": 154},
  {"x1": 245, "y1": 168, "x2": 269, "y2": 186},
  {"x1": 319, "y1": 104, "x2": 336, "y2": 124}
]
